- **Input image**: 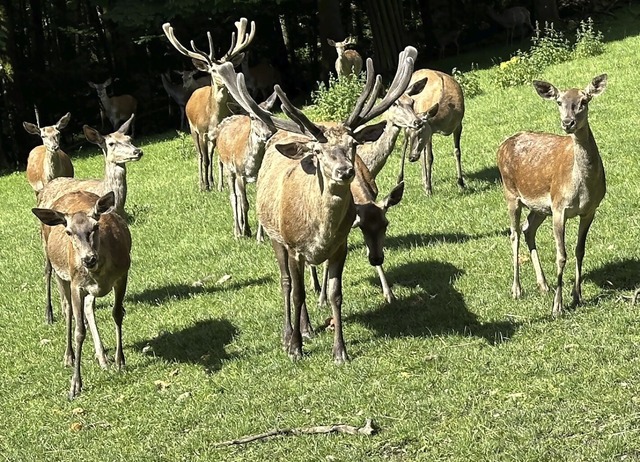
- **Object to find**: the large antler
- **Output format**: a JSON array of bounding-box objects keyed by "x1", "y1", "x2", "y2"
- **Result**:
[
  {"x1": 221, "y1": 18, "x2": 256, "y2": 65},
  {"x1": 345, "y1": 46, "x2": 417, "y2": 130}
]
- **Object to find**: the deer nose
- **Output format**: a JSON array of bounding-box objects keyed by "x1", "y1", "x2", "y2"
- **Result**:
[
  {"x1": 336, "y1": 166, "x2": 355, "y2": 182},
  {"x1": 411, "y1": 119, "x2": 423, "y2": 129},
  {"x1": 561, "y1": 119, "x2": 576, "y2": 132},
  {"x1": 369, "y1": 254, "x2": 384, "y2": 266},
  {"x1": 134, "y1": 149, "x2": 143, "y2": 158},
  {"x1": 83, "y1": 255, "x2": 98, "y2": 268}
]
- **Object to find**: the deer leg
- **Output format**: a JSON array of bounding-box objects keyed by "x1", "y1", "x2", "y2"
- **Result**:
[
  {"x1": 217, "y1": 158, "x2": 224, "y2": 193},
  {"x1": 227, "y1": 171, "x2": 240, "y2": 238},
  {"x1": 208, "y1": 138, "x2": 218, "y2": 192},
  {"x1": 309, "y1": 265, "x2": 321, "y2": 295},
  {"x1": 237, "y1": 176, "x2": 251, "y2": 237},
  {"x1": 113, "y1": 274, "x2": 127, "y2": 369},
  {"x1": 453, "y1": 124, "x2": 465, "y2": 189},
  {"x1": 376, "y1": 265, "x2": 396, "y2": 303},
  {"x1": 203, "y1": 138, "x2": 213, "y2": 191},
  {"x1": 421, "y1": 136, "x2": 434, "y2": 196},
  {"x1": 272, "y1": 241, "x2": 293, "y2": 349},
  {"x1": 287, "y1": 253, "x2": 305, "y2": 360},
  {"x1": 327, "y1": 243, "x2": 349, "y2": 364},
  {"x1": 256, "y1": 223, "x2": 265, "y2": 243},
  {"x1": 84, "y1": 294, "x2": 108, "y2": 369},
  {"x1": 69, "y1": 286, "x2": 86, "y2": 399},
  {"x1": 523, "y1": 211, "x2": 550, "y2": 293},
  {"x1": 551, "y1": 212, "x2": 568, "y2": 317},
  {"x1": 573, "y1": 213, "x2": 595, "y2": 306},
  {"x1": 318, "y1": 263, "x2": 329, "y2": 308},
  {"x1": 507, "y1": 197, "x2": 523, "y2": 299},
  {"x1": 193, "y1": 132, "x2": 207, "y2": 191},
  {"x1": 56, "y1": 276, "x2": 74, "y2": 367},
  {"x1": 44, "y1": 256, "x2": 54, "y2": 324}
]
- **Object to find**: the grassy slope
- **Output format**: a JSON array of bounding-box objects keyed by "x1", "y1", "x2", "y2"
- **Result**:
[{"x1": 2, "y1": 23, "x2": 640, "y2": 462}]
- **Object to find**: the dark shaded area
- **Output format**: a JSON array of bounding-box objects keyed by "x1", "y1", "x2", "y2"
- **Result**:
[
  {"x1": 350, "y1": 260, "x2": 518, "y2": 344},
  {"x1": 466, "y1": 165, "x2": 502, "y2": 185},
  {"x1": 585, "y1": 258, "x2": 640, "y2": 291},
  {"x1": 383, "y1": 229, "x2": 504, "y2": 251},
  {"x1": 128, "y1": 276, "x2": 271, "y2": 305},
  {"x1": 133, "y1": 318, "x2": 237, "y2": 372}
]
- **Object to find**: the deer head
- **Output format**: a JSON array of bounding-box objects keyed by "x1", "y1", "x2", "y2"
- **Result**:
[
  {"x1": 82, "y1": 114, "x2": 143, "y2": 165},
  {"x1": 23, "y1": 112, "x2": 71, "y2": 152}
]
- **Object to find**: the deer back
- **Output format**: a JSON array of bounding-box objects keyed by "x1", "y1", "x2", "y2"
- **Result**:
[
  {"x1": 410, "y1": 69, "x2": 464, "y2": 135},
  {"x1": 216, "y1": 115, "x2": 251, "y2": 172},
  {"x1": 26, "y1": 147, "x2": 74, "y2": 194}
]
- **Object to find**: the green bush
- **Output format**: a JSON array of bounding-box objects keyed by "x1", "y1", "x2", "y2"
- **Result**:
[
  {"x1": 452, "y1": 65, "x2": 482, "y2": 99},
  {"x1": 492, "y1": 52, "x2": 539, "y2": 88},
  {"x1": 574, "y1": 17, "x2": 605, "y2": 58},
  {"x1": 309, "y1": 73, "x2": 366, "y2": 122},
  {"x1": 529, "y1": 22, "x2": 572, "y2": 68}
]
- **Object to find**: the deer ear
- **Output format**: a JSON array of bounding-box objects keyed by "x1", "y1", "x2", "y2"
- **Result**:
[
  {"x1": 533, "y1": 80, "x2": 558, "y2": 100},
  {"x1": 275, "y1": 141, "x2": 310, "y2": 160},
  {"x1": 259, "y1": 91, "x2": 278, "y2": 111},
  {"x1": 586, "y1": 74, "x2": 607, "y2": 98},
  {"x1": 327, "y1": 38, "x2": 336, "y2": 47},
  {"x1": 32, "y1": 208, "x2": 66, "y2": 227},
  {"x1": 355, "y1": 121, "x2": 385, "y2": 143},
  {"x1": 381, "y1": 181, "x2": 405, "y2": 210},
  {"x1": 420, "y1": 102, "x2": 439, "y2": 122},
  {"x1": 118, "y1": 113, "x2": 135, "y2": 134},
  {"x1": 57, "y1": 112, "x2": 71, "y2": 130},
  {"x1": 405, "y1": 77, "x2": 427, "y2": 96},
  {"x1": 93, "y1": 191, "x2": 115, "y2": 217},
  {"x1": 83, "y1": 125, "x2": 104, "y2": 145},
  {"x1": 192, "y1": 59, "x2": 208, "y2": 72},
  {"x1": 23, "y1": 122, "x2": 40, "y2": 135}
]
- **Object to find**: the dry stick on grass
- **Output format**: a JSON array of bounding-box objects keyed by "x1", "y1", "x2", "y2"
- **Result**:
[{"x1": 213, "y1": 418, "x2": 378, "y2": 447}]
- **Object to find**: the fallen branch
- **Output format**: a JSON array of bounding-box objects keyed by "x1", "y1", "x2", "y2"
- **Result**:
[{"x1": 213, "y1": 418, "x2": 378, "y2": 447}]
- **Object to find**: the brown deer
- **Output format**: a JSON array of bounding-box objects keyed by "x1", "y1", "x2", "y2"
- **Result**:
[
  {"x1": 327, "y1": 37, "x2": 363, "y2": 78},
  {"x1": 217, "y1": 45, "x2": 417, "y2": 362},
  {"x1": 487, "y1": 6, "x2": 534, "y2": 45},
  {"x1": 38, "y1": 114, "x2": 141, "y2": 325},
  {"x1": 240, "y1": 55, "x2": 282, "y2": 101},
  {"x1": 23, "y1": 111, "x2": 74, "y2": 198},
  {"x1": 88, "y1": 78, "x2": 138, "y2": 136},
  {"x1": 163, "y1": 18, "x2": 255, "y2": 192},
  {"x1": 179, "y1": 70, "x2": 210, "y2": 93},
  {"x1": 406, "y1": 69, "x2": 465, "y2": 195},
  {"x1": 215, "y1": 91, "x2": 277, "y2": 238},
  {"x1": 32, "y1": 190, "x2": 131, "y2": 399},
  {"x1": 161, "y1": 71, "x2": 190, "y2": 131},
  {"x1": 497, "y1": 74, "x2": 607, "y2": 317}
]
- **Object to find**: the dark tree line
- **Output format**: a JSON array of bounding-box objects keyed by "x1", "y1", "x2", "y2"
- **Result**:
[{"x1": 0, "y1": 0, "x2": 622, "y2": 169}]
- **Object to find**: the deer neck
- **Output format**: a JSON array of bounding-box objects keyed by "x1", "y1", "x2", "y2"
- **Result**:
[
  {"x1": 243, "y1": 126, "x2": 271, "y2": 180},
  {"x1": 315, "y1": 169, "x2": 354, "y2": 244},
  {"x1": 97, "y1": 91, "x2": 113, "y2": 113},
  {"x1": 360, "y1": 119, "x2": 401, "y2": 178},
  {"x1": 571, "y1": 124, "x2": 601, "y2": 172},
  {"x1": 104, "y1": 160, "x2": 127, "y2": 215},
  {"x1": 42, "y1": 147, "x2": 61, "y2": 182},
  {"x1": 209, "y1": 81, "x2": 231, "y2": 124}
]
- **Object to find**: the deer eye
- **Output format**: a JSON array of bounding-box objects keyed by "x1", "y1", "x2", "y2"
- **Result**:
[{"x1": 65, "y1": 229, "x2": 72, "y2": 236}]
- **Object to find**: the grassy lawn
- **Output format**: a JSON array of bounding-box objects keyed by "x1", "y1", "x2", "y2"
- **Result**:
[{"x1": 2, "y1": 15, "x2": 640, "y2": 462}]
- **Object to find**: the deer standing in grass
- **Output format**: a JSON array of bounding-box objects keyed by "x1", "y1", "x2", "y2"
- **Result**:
[
  {"x1": 406, "y1": 69, "x2": 465, "y2": 195},
  {"x1": 161, "y1": 71, "x2": 191, "y2": 131},
  {"x1": 215, "y1": 91, "x2": 277, "y2": 238},
  {"x1": 38, "y1": 114, "x2": 141, "y2": 325},
  {"x1": 218, "y1": 45, "x2": 416, "y2": 362},
  {"x1": 327, "y1": 37, "x2": 363, "y2": 78},
  {"x1": 24, "y1": 112, "x2": 74, "y2": 198},
  {"x1": 32, "y1": 190, "x2": 131, "y2": 399},
  {"x1": 88, "y1": 78, "x2": 138, "y2": 136},
  {"x1": 163, "y1": 19, "x2": 255, "y2": 192},
  {"x1": 487, "y1": 6, "x2": 534, "y2": 45},
  {"x1": 497, "y1": 74, "x2": 607, "y2": 317}
]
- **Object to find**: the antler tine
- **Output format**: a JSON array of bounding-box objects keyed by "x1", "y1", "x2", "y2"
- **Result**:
[
  {"x1": 221, "y1": 18, "x2": 256, "y2": 63},
  {"x1": 274, "y1": 85, "x2": 327, "y2": 142},
  {"x1": 359, "y1": 75, "x2": 384, "y2": 118},
  {"x1": 34, "y1": 105, "x2": 41, "y2": 127},
  {"x1": 207, "y1": 31, "x2": 215, "y2": 61},
  {"x1": 344, "y1": 58, "x2": 376, "y2": 128},
  {"x1": 162, "y1": 23, "x2": 211, "y2": 64}
]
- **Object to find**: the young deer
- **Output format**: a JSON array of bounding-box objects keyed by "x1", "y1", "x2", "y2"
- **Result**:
[
  {"x1": 163, "y1": 19, "x2": 255, "y2": 192},
  {"x1": 217, "y1": 46, "x2": 416, "y2": 362},
  {"x1": 327, "y1": 37, "x2": 363, "y2": 78},
  {"x1": 215, "y1": 91, "x2": 277, "y2": 238},
  {"x1": 32, "y1": 190, "x2": 131, "y2": 399},
  {"x1": 497, "y1": 74, "x2": 607, "y2": 317},
  {"x1": 88, "y1": 78, "x2": 138, "y2": 136},
  {"x1": 24, "y1": 112, "x2": 73, "y2": 197},
  {"x1": 406, "y1": 69, "x2": 466, "y2": 195},
  {"x1": 37, "y1": 114, "x2": 141, "y2": 324}
]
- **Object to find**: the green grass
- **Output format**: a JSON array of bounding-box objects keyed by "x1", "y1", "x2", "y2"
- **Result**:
[{"x1": 3, "y1": 27, "x2": 640, "y2": 462}]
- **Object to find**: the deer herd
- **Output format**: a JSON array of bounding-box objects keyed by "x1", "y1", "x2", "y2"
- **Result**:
[{"x1": 23, "y1": 15, "x2": 609, "y2": 399}]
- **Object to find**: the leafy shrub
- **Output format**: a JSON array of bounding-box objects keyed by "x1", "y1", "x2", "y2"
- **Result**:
[
  {"x1": 574, "y1": 17, "x2": 605, "y2": 58},
  {"x1": 493, "y1": 53, "x2": 539, "y2": 88},
  {"x1": 309, "y1": 73, "x2": 366, "y2": 122},
  {"x1": 529, "y1": 22, "x2": 572, "y2": 68},
  {"x1": 452, "y1": 65, "x2": 482, "y2": 98}
]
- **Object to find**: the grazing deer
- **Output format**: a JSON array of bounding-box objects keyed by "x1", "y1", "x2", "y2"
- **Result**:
[
  {"x1": 406, "y1": 69, "x2": 465, "y2": 195},
  {"x1": 32, "y1": 190, "x2": 131, "y2": 399},
  {"x1": 88, "y1": 78, "x2": 138, "y2": 136},
  {"x1": 487, "y1": 6, "x2": 534, "y2": 45},
  {"x1": 37, "y1": 114, "x2": 141, "y2": 325},
  {"x1": 23, "y1": 111, "x2": 74, "y2": 198},
  {"x1": 217, "y1": 45, "x2": 417, "y2": 362},
  {"x1": 497, "y1": 74, "x2": 607, "y2": 317},
  {"x1": 161, "y1": 71, "x2": 190, "y2": 131},
  {"x1": 240, "y1": 55, "x2": 283, "y2": 101},
  {"x1": 327, "y1": 37, "x2": 363, "y2": 78},
  {"x1": 215, "y1": 91, "x2": 277, "y2": 238},
  {"x1": 163, "y1": 18, "x2": 255, "y2": 192}
]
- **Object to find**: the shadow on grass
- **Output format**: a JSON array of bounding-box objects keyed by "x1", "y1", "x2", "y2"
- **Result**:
[
  {"x1": 128, "y1": 276, "x2": 271, "y2": 305},
  {"x1": 383, "y1": 229, "x2": 504, "y2": 251},
  {"x1": 350, "y1": 260, "x2": 518, "y2": 345},
  {"x1": 467, "y1": 166, "x2": 501, "y2": 185},
  {"x1": 134, "y1": 318, "x2": 237, "y2": 373},
  {"x1": 585, "y1": 258, "x2": 640, "y2": 291}
]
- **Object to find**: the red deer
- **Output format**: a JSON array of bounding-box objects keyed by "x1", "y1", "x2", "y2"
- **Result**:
[
  {"x1": 497, "y1": 74, "x2": 607, "y2": 317},
  {"x1": 407, "y1": 69, "x2": 465, "y2": 195},
  {"x1": 327, "y1": 37, "x2": 363, "y2": 78},
  {"x1": 23, "y1": 112, "x2": 73, "y2": 198},
  {"x1": 217, "y1": 46, "x2": 417, "y2": 362},
  {"x1": 32, "y1": 190, "x2": 131, "y2": 399},
  {"x1": 88, "y1": 78, "x2": 138, "y2": 136},
  {"x1": 240, "y1": 55, "x2": 282, "y2": 101},
  {"x1": 215, "y1": 91, "x2": 277, "y2": 238},
  {"x1": 163, "y1": 19, "x2": 255, "y2": 192},
  {"x1": 487, "y1": 6, "x2": 534, "y2": 45},
  {"x1": 37, "y1": 114, "x2": 141, "y2": 324},
  {"x1": 160, "y1": 71, "x2": 191, "y2": 131}
]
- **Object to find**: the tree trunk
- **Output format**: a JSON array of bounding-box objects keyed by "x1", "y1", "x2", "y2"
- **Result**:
[
  {"x1": 318, "y1": 0, "x2": 345, "y2": 80},
  {"x1": 533, "y1": 0, "x2": 561, "y2": 25},
  {"x1": 365, "y1": 0, "x2": 405, "y2": 75}
]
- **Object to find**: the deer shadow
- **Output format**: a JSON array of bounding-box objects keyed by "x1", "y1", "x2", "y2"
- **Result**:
[
  {"x1": 466, "y1": 165, "x2": 501, "y2": 186},
  {"x1": 133, "y1": 318, "x2": 238, "y2": 373},
  {"x1": 349, "y1": 260, "x2": 518, "y2": 344},
  {"x1": 128, "y1": 276, "x2": 271, "y2": 306},
  {"x1": 383, "y1": 229, "x2": 504, "y2": 251},
  {"x1": 585, "y1": 258, "x2": 640, "y2": 292}
]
